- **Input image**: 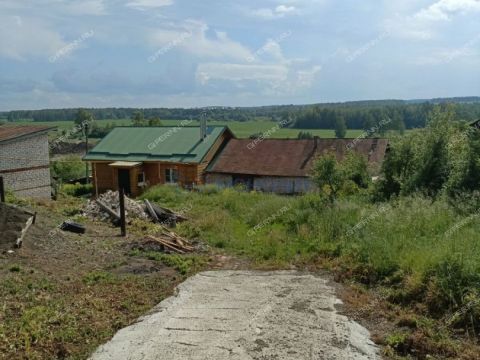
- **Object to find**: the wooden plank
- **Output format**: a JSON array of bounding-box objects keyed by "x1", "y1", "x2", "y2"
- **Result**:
[
  {"x1": 144, "y1": 200, "x2": 160, "y2": 223},
  {"x1": 96, "y1": 199, "x2": 120, "y2": 220},
  {"x1": 146, "y1": 235, "x2": 186, "y2": 254},
  {"x1": 119, "y1": 187, "x2": 126, "y2": 237},
  {"x1": 16, "y1": 215, "x2": 34, "y2": 248}
]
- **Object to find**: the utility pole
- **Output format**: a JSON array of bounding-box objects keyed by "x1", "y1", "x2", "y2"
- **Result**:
[
  {"x1": 84, "y1": 122, "x2": 89, "y2": 184},
  {"x1": 0, "y1": 176, "x2": 5, "y2": 202}
]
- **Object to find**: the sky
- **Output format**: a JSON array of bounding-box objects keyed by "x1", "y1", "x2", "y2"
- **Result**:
[{"x1": 0, "y1": 0, "x2": 479, "y2": 110}]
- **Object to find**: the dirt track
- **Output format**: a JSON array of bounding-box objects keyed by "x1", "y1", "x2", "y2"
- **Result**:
[{"x1": 90, "y1": 271, "x2": 379, "y2": 360}]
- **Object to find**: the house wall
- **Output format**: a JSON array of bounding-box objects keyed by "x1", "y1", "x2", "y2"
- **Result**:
[
  {"x1": 205, "y1": 173, "x2": 315, "y2": 194},
  {"x1": 0, "y1": 133, "x2": 51, "y2": 198},
  {"x1": 205, "y1": 173, "x2": 233, "y2": 188},
  {"x1": 92, "y1": 161, "x2": 200, "y2": 197},
  {"x1": 196, "y1": 131, "x2": 232, "y2": 184},
  {"x1": 253, "y1": 176, "x2": 314, "y2": 194}
]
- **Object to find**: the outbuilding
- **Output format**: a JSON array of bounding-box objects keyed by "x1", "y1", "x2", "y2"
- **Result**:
[
  {"x1": 206, "y1": 137, "x2": 389, "y2": 194},
  {"x1": 0, "y1": 125, "x2": 53, "y2": 198}
]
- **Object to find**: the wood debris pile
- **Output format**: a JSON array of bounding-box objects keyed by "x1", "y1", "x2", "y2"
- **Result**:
[
  {"x1": 145, "y1": 227, "x2": 195, "y2": 254},
  {"x1": 84, "y1": 191, "x2": 197, "y2": 254},
  {"x1": 84, "y1": 190, "x2": 149, "y2": 222}
]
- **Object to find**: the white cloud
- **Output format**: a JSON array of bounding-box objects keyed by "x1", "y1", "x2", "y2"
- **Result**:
[
  {"x1": 275, "y1": 5, "x2": 296, "y2": 14},
  {"x1": 0, "y1": 0, "x2": 107, "y2": 16},
  {"x1": 126, "y1": 0, "x2": 173, "y2": 10},
  {"x1": 0, "y1": 15, "x2": 65, "y2": 60},
  {"x1": 64, "y1": 0, "x2": 107, "y2": 16},
  {"x1": 196, "y1": 63, "x2": 288, "y2": 85},
  {"x1": 385, "y1": 0, "x2": 480, "y2": 40},
  {"x1": 415, "y1": 0, "x2": 480, "y2": 21},
  {"x1": 195, "y1": 60, "x2": 322, "y2": 96},
  {"x1": 250, "y1": 4, "x2": 298, "y2": 19},
  {"x1": 148, "y1": 20, "x2": 252, "y2": 61}
]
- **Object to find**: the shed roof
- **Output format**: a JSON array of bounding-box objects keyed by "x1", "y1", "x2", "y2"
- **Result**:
[
  {"x1": 0, "y1": 125, "x2": 53, "y2": 144},
  {"x1": 207, "y1": 138, "x2": 389, "y2": 177},
  {"x1": 83, "y1": 126, "x2": 232, "y2": 164}
]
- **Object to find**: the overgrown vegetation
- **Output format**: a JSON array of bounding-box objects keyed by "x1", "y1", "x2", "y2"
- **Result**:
[
  {"x1": 50, "y1": 155, "x2": 85, "y2": 182},
  {"x1": 61, "y1": 183, "x2": 93, "y2": 197},
  {"x1": 141, "y1": 108, "x2": 480, "y2": 358}
]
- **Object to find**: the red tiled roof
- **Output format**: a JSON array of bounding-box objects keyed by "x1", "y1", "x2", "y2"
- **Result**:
[
  {"x1": 208, "y1": 138, "x2": 389, "y2": 177},
  {"x1": 0, "y1": 125, "x2": 53, "y2": 143}
]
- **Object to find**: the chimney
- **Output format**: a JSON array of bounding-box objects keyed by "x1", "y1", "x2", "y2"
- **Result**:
[{"x1": 200, "y1": 116, "x2": 207, "y2": 141}]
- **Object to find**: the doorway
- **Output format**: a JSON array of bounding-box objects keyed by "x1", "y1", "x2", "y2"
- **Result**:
[
  {"x1": 232, "y1": 175, "x2": 254, "y2": 191},
  {"x1": 118, "y1": 169, "x2": 131, "y2": 195}
]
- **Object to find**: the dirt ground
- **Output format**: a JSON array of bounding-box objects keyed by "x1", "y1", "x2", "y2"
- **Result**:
[
  {"x1": 0, "y1": 199, "x2": 389, "y2": 360},
  {"x1": 0, "y1": 202, "x2": 31, "y2": 250},
  {"x1": 0, "y1": 199, "x2": 202, "y2": 359}
]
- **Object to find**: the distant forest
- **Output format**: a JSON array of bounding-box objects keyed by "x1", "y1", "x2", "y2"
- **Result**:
[{"x1": 1, "y1": 97, "x2": 480, "y2": 130}]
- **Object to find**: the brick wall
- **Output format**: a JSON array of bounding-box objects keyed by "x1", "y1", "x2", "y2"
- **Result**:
[
  {"x1": 0, "y1": 133, "x2": 51, "y2": 198},
  {"x1": 206, "y1": 173, "x2": 315, "y2": 194}
]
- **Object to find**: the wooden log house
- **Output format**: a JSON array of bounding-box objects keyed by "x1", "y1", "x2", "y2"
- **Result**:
[{"x1": 83, "y1": 122, "x2": 233, "y2": 197}]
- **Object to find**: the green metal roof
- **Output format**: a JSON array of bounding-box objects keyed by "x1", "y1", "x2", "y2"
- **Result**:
[{"x1": 83, "y1": 126, "x2": 230, "y2": 163}]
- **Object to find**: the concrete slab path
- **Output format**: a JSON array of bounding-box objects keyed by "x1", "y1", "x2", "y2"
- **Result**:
[{"x1": 90, "y1": 271, "x2": 379, "y2": 360}]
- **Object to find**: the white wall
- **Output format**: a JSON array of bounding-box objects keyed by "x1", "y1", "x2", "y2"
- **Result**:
[{"x1": 0, "y1": 133, "x2": 51, "y2": 198}]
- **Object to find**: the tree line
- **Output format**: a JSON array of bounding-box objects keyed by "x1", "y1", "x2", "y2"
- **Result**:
[{"x1": 3, "y1": 98, "x2": 480, "y2": 131}]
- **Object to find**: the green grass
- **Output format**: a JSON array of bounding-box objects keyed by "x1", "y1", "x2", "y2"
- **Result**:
[
  {"x1": 12, "y1": 119, "x2": 370, "y2": 139},
  {"x1": 140, "y1": 184, "x2": 480, "y2": 357}
]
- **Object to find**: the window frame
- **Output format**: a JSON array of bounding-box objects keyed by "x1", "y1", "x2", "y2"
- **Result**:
[{"x1": 165, "y1": 168, "x2": 179, "y2": 184}]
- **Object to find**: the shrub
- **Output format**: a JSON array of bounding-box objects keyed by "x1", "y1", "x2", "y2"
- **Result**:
[
  {"x1": 376, "y1": 106, "x2": 480, "y2": 199},
  {"x1": 311, "y1": 152, "x2": 370, "y2": 202},
  {"x1": 61, "y1": 183, "x2": 93, "y2": 197},
  {"x1": 424, "y1": 256, "x2": 480, "y2": 317},
  {"x1": 51, "y1": 156, "x2": 85, "y2": 182},
  {"x1": 195, "y1": 184, "x2": 220, "y2": 194}
]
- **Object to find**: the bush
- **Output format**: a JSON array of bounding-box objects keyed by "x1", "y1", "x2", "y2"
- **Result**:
[
  {"x1": 51, "y1": 156, "x2": 85, "y2": 182},
  {"x1": 62, "y1": 183, "x2": 93, "y2": 197},
  {"x1": 311, "y1": 152, "x2": 370, "y2": 202},
  {"x1": 195, "y1": 184, "x2": 221, "y2": 194},
  {"x1": 376, "y1": 106, "x2": 480, "y2": 199}
]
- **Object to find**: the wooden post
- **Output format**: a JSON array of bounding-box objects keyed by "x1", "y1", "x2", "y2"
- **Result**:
[
  {"x1": 0, "y1": 176, "x2": 5, "y2": 202},
  {"x1": 84, "y1": 122, "x2": 89, "y2": 184},
  {"x1": 119, "y1": 187, "x2": 126, "y2": 237}
]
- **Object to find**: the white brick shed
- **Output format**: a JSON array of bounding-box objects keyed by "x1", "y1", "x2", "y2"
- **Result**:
[
  {"x1": 0, "y1": 125, "x2": 53, "y2": 198},
  {"x1": 206, "y1": 138, "x2": 389, "y2": 194}
]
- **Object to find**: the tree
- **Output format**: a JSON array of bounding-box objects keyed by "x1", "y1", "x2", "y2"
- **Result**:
[
  {"x1": 312, "y1": 152, "x2": 370, "y2": 202},
  {"x1": 75, "y1": 109, "x2": 94, "y2": 127},
  {"x1": 148, "y1": 117, "x2": 162, "y2": 126},
  {"x1": 334, "y1": 116, "x2": 347, "y2": 138},
  {"x1": 312, "y1": 154, "x2": 343, "y2": 202},
  {"x1": 375, "y1": 105, "x2": 468, "y2": 199},
  {"x1": 297, "y1": 131, "x2": 314, "y2": 139},
  {"x1": 131, "y1": 110, "x2": 146, "y2": 126},
  {"x1": 51, "y1": 156, "x2": 85, "y2": 182}
]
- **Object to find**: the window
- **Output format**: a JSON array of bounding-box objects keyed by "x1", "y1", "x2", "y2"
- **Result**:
[
  {"x1": 165, "y1": 168, "x2": 179, "y2": 184},
  {"x1": 137, "y1": 172, "x2": 146, "y2": 185}
]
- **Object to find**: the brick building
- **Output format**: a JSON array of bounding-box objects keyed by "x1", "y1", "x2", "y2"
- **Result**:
[{"x1": 0, "y1": 125, "x2": 53, "y2": 198}]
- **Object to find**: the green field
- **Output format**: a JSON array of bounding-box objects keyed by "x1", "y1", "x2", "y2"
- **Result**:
[{"x1": 12, "y1": 119, "x2": 366, "y2": 139}]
